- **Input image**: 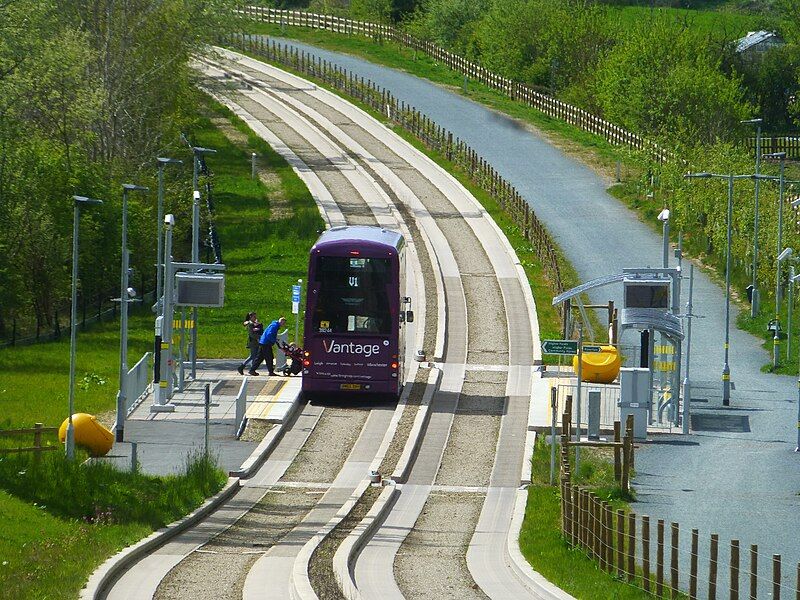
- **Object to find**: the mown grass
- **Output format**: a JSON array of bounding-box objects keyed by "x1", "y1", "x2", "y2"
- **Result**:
[
  {"x1": 0, "y1": 451, "x2": 225, "y2": 599},
  {"x1": 614, "y1": 5, "x2": 771, "y2": 35}
]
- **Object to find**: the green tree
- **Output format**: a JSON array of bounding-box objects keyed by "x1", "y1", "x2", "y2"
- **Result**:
[{"x1": 592, "y1": 16, "x2": 751, "y2": 144}]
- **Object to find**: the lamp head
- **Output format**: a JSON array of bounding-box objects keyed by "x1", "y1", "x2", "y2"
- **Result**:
[
  {"x1": 123, "y1": 183, "x2": 149, "y2": 192},
  {"x1": 157, "y1": 157, "x2": 184, "y2": 165},
  {"x1": 164, "y1": 214, "x2": 175, "y2": 227},
  {"x1": 193, "y1": 190, "x2": 201, "y2": 200},
  {"x1": 657, "y1": 208, "x2": 670, "y2": 222},
  {"x1": 779, "y1": 247, "x2": 793, "y2": 261},
  {"x1": 126, "y1": 287, "x2": 138, "y2": 298},
  {"x1": 193, "y1": 146, "x2": 217, "y2": 156},
  {"x1": 791, "y1": 198, "x2": 800, "y2": 209},
  {"x1": 684, "y1": 172, "x2": 712, "y2": 179},
  {"x1": 763, "y1": 152, "x2": 786, "y2": 161},
  {"x1": 72, "y1": 195, "x2": 103, "y2": 206},
  {"x1": 740, "y1": 118, "x2": 763, "y2": 125}
]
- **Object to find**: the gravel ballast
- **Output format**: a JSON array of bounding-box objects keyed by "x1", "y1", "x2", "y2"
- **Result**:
[
  {"x1": 435, "y1": 371, "x2": 507, "y2": 487},
  {"x1": 155, "y1": 489, "x2": 319, "y2": 600},
  {"x1": 281, "y1": 407, "x2": 369, "y2": 483},
  {"x1": 395, "y1": 491, "x2": 488, "y2": 600}
]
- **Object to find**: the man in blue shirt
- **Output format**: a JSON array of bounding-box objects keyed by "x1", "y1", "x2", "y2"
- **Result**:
[{"x1": 249, "y1": 316, "x2": 286, "y2": 376}]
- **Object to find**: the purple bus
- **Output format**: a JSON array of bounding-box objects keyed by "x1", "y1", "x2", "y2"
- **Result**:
[{"x1": 302, "y1": 226, "x2": 412, "y2": 397}]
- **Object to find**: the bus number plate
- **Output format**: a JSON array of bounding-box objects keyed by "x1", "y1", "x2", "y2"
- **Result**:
[{"x1": 340, "y1": 383, "x2": 362, "y2": 390}]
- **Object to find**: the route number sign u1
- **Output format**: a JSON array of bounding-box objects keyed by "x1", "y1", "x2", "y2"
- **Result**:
[
  {"x1": 542, "y1": 339, "x2": 578, "y2": 355},
  {"x1": 291, "y1": 284, "x2": 301, "y2": 315}
]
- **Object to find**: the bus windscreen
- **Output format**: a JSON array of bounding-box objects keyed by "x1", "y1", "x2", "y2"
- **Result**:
[{"x1": 313, "y1": 257, "x2": 391, "y2": 335}]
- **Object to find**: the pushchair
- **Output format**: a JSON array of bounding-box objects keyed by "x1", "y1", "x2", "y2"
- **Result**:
[{"x1": 278, "y1": 341, "x2": 304, "y2": 376}]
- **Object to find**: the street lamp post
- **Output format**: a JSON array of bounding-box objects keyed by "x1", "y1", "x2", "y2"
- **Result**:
[
  {"x1": 658, "y1": 208, "x2": 670, "y2": 268},
  {"x1": 742, "y1": 118, "x2": 763, "y2": 317},
  {"x1": 775, "y1": 247, "x2": 794, "y2": 368},
  {"x1": 67, "y1": 196, "x2": 103, "y2": 460},
  {"x1": 115, "y1": 183, "x2": 150, "y2": 443},
  {"x1": 189, "y1": 146, "x2": 216, "y2": 380},
  {"x1": 156, "y1": 158, "x2": 183, "y2": 313},
  {"x1": 684, "y1": 172, "x2": 754, "y2": 406}
]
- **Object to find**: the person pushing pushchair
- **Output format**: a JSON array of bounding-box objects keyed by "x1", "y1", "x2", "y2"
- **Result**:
[{"x1": 249, "y1": 316, "x2": 286, "y2": 376}]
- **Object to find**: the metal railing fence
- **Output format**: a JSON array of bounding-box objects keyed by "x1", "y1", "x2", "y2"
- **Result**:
[{"x1": 124, "y1": 352, "x2": 152, "y2": 416}]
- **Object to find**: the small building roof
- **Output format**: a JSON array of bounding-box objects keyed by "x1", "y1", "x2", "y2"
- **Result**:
[{"x1": 736, "y1": 30, "x2": 783, "y2": 53}]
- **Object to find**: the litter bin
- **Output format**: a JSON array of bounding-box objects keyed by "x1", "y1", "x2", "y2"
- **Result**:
[{"x1": 619, "y1": 367, "x2": 649, "y2": 440}]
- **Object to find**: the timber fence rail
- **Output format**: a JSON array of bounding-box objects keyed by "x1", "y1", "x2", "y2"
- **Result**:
[
  {"x1": 0, "y1": 424, "x2": 59, "y2": 459},
  {"x1": 557, "y1": 410, "x2": 800, "y2": 599},
  {"x1": 220, "y1": 34, "x2": 565, "y2": 296},
  {"x1": 241, "y1": 6, "x2": 673, "y2": 164}
]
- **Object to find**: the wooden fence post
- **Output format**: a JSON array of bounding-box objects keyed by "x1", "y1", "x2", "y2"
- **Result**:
[
  {"x1": 773, "y1": 555, "x2": 782, "y2": 600},
  {"x1": 795, "y1": 562, "x2": 799, "y2": 600},
  {"x1": 671, "y1": 522, "x2": 679, "y2": 599},
  {"x1": 690, "y1": 528, "x2": 699, "y2": 600},
  {"x1": 616, "y1": 509, "x2": 625, "y2": 578},
  {"x1": 627, "y1": 512, "x2": 636, "y2": 582},
  {"x1": 622, "y1": 428, "x2": 631, "y2": 494},
  {"x1": 710, "y1": 534, "x2": 719, "y2": 600},
  {"x1": 571, "y1": 485, "x2": 579, "y2": 547},
  {"x1": 33, "y1": 422, "x2": 43, "y2": 464},
  {"x1": 643, "y1": 515, "x2": 651, "y2": 592},
  {"x1": 657, "y1": 519, "x2": 665, "y2": 596},
  {"x1": 751, "y1": 544, "x2": 758, "y2": 600},
  {"x1": 731, "y1": 540, "x2": 740, "y2": 600},
  {"x1": 603, "y1": 502, "x2": 612, "y2": 571},
  {"x1": 614, "y1": 420, "x2": 621, "y2": 483}
]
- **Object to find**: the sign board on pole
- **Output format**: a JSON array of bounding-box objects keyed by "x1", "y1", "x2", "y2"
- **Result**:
[
  {"x1": 291, "y1": 284, "x2": 301, "y2": 315},
  {"x1": 542, "y1": 339, "x2": 578, "y2": 355}
]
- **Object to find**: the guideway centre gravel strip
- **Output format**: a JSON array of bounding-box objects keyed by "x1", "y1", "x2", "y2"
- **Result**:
[
  {"x1": 199, "y1": 50, "x2": 568, "y2": 599},
  {"x1": 248, "y1": 36, "x2": 800, "y2": 593},
  {"x1": 101, "y1": 57, "x2": 417, "y2": 599}
]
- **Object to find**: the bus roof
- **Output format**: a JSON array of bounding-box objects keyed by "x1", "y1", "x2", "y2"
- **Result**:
[{"x1": 313, "y1": 226, "x2": 404, "y2": 252}]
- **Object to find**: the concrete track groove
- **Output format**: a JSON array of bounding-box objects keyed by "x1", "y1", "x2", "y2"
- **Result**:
[
  {"x1": 105, "y1": 401, "x2": 323, "y2": 600},
  {"x1": 202, "y1": 51, "x2": 551, "y2": 599},
  {"x1": 111, "y1": 50, "x2": 560, "y2": 600}
]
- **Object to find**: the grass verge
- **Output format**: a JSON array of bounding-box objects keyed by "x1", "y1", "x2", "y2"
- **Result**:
[
  {"x1": 0, "y1": 451, "x2": 226, "y2": 599},
  {"x1": 521, "y1": 439, "x2": 659, "y2": 600}
]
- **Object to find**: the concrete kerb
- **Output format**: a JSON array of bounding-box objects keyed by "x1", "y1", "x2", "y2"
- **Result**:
[
  {"x1": 291, "y1": 478, "x2": 373, "y2": 600},
  {"x1": 79, "y1": 476, "x2": 241, "y2": 600},
  {"x1": 507, "y1": 485, "x2": 576, "y2": 600},
  {"x1": 230, "y1": 386, "x2": 304, "y2": 478},
  {"x1": 210, "y1": 49, "x2": 448, "y2": 361},
  {"x1": 81, "y1": 384, "x2": 304, "y2": 599},
  {"x1": 289, "y1": 360, "x2": 418, "y2": 600},
  {"x1": 195, "y1": 66, "x2": 345, "y2": 229},
  {"x1": 390, "y1": 367, "x2": 442, "y2": 482},
  {"x1": 333, "y1": 483, "x2": 399, "y2": 600}
]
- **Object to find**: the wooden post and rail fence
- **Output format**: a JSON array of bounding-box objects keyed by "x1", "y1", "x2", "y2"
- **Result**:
[
  {"x1": 557, "y1": 406, "x2": 800, "y2": 598},
  {"x1": 241, "y1": 6, "x2": 800, "y2": 163},
  {"x1": 0, "y1": 424, "x2": 59, "y2": 461}
]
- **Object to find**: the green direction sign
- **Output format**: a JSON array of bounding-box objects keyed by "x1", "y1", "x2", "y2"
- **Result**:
[
  {"x1": 583, "y1": 345, "x2": 603, "y2": 353},
  {"x1": 542, "y1": 339, "x2": 578, "y2": 355}
]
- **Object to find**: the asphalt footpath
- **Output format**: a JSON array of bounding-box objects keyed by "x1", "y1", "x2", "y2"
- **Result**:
[{"x1": 98, "y1": 360, "x2": 300, "y2": 476}]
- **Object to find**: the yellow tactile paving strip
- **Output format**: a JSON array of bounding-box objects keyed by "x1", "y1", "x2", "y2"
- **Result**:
[{"x1": 246, "y1": 379, "x2": 288, "y2": 421}]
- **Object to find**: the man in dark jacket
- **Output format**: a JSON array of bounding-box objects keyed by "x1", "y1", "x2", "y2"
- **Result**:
[{"x1": 249, "y1": 316, "x2": 286, "y2": 376}]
